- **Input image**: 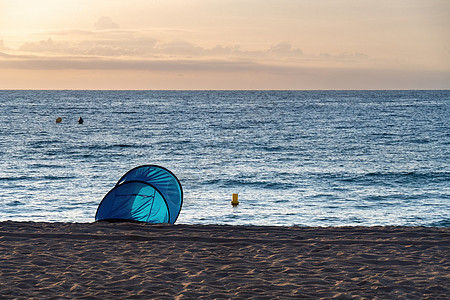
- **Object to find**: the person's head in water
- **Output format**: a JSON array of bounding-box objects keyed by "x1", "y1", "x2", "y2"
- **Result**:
[{"x1": 78, "y1": 117, "x2": 84, "y2": 124}]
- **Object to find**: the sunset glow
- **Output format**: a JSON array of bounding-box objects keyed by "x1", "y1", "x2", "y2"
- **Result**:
[{"x1": 1, "y1": 0, "x2": 449, "y2": 89}]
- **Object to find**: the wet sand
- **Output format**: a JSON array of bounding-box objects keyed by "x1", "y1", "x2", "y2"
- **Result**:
[{"x1": 0, "y1": 221, "x2": 448, "y2": 299}]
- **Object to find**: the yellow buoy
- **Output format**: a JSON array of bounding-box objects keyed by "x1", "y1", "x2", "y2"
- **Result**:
[
  {"x1": 231, "y1": 193, "x2": 239, "y2": 206},
  {"x1": 56, "y1": 117, "x2": 62, "y2": 123}
]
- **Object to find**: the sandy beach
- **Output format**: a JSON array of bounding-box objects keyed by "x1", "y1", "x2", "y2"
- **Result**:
[{"x1": 0, "y1": 221, "x2": 448, "y2": 299}]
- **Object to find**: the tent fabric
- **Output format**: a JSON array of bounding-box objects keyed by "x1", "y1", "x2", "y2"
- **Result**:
[
  {"x1": 115, "y1": 165, "x2": 183, "y2": 224},
  {"x1": 95, "y1": 181, "x2": 169, "y2": 223},
  {"x1": 95, "y1": 165, "x2": 183, "y2": 224}
]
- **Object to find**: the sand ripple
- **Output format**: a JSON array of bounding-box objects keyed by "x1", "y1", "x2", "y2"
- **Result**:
[{"x1": 0, "y1": 221, "x2": 449, "y2": 299}]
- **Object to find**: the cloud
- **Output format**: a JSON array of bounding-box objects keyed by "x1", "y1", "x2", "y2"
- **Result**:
[
  {"x1": 3, "y1": 53, "x2": 449, "y2": 90},
  {"x1": 319, "y1": 52, "x2": 368, "y2": 62},
  {"x1": 5, "y1": 27, "x2": 375, "y2": 76},
  {"x1": 94, "y1": 17, "x2": 120, "y2": 30},
  {"x1": 151, "y1": 40, "x2": 304, "y2": 60},
  {"x1": 15, "y1": 32, "x2": 306, "y2": 62},
  {"x1": 156, "y1": 39, "x2": 204, "y2": 56},
  {"x1": 2, "y1": 41, "x2": 449, "y2": 90},
  {"x1": 207, "y1": 45, "x2": 242, "y2": 55},
  {"x1": 19, "y1": 38, "x2": 60, "y2": 52},
  {"x1": 18, "y1": 35, "x2": 158, "y2": 57},
  {"x1": 0, "y1": 55, "x2": 265, "y2": 72},
  {"x1": 268, "y1": 42, "x2": 303, "y2": 56},
  {"x1": 0, "y1": 51, "x2": 386, "y2": 81}
]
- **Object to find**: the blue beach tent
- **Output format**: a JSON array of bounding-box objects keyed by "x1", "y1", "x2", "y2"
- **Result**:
[{"x1": 95, "y1": 165, "x2": 183, "y2": 224}]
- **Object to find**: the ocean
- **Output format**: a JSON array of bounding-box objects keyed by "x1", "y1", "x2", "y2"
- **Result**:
[{"x1": 0, "y1": 90, "x2": 449, "y2": 226}]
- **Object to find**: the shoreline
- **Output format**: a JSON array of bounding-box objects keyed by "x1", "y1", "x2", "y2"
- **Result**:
[{"x1": 1, "y1": 221, "x2": 449, "y2": 299}]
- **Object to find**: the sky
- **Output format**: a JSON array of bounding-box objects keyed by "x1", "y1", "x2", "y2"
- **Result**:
[{"x1": 0, "y1": 0, "x2": 449, "y2": 90}]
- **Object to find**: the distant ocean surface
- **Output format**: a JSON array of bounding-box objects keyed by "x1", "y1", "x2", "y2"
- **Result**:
[{"x1": 0, "y1": 90, "x2": 449, "y2": 227}]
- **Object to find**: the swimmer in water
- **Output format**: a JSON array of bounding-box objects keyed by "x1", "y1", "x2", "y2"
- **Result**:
[{"x1": 78, "y1": 117, "x2": 84, "y2": 124}]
